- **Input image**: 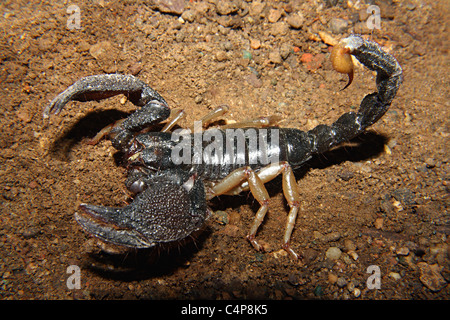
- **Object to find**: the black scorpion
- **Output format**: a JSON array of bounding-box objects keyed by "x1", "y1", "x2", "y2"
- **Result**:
[{"x1": 44, "y1": 35, "x2": 402, "y2": 259}]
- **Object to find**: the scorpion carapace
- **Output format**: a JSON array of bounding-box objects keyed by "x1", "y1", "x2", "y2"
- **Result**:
[{"x1": 44, "y1": 35, "x2": 402, "y2": 259}]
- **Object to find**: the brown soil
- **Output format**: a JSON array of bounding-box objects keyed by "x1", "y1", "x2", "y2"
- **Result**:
[{"x1": 0, "y1": 0, "x2": 448, "y2": 300}]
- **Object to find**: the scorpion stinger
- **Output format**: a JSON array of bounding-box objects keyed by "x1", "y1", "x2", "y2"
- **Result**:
[{"x1": 45, "y1": 35, "x2": 402, "y2": 260}]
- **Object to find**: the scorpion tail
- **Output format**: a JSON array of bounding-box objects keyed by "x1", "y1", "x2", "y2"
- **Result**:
[
  {"x1": 326, "y1": 35, "x2": 402, "y2": 147},
  {"x1": 286, "y1": 35, "x2": 402, "y2": 166},
  {"x1": 331, "y1": 35, "x2": 403, "y2": 105}
]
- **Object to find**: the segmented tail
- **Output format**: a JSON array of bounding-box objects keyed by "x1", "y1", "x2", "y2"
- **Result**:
[{"x1": 286, "y1": 35, "x2": 403, "y2": 167}]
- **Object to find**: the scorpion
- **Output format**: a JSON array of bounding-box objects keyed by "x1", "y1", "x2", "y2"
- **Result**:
[{"x1": 44, "y1": 35, "x2": 402, "y2": 259}]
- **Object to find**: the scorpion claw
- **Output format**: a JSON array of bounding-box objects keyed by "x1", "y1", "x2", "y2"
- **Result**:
[
  {"x1": 43, "y1": 74, "x2": 168, "y2": 119},
  {"x1": 74, "y1": 170, "x2": 209, "y2": 249},
  {"x1": 75, "y1": 205, "x2": 155, "y2": 248}
]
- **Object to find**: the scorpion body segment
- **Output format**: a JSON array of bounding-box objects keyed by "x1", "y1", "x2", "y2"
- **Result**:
[{"x1": 45, "y1": 35, "x2": 402, "y2": 259}]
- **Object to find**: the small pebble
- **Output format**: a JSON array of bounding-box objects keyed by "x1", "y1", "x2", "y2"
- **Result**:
[
  {"x1": 221, "y1": 40, "x2": 233, "y2": 51},
  {"x1": 325, "y1": 246, "x2": 342, "y2": 260},
  {"x1": 215, "y1": 1, "x2": 237, "y2": 15},
  {"x1": 270, "y1": 22, "x2": 289, "y2": 36},
  {"x1": 329, "y1": 18, "x2": 349, "y2": 34},
  {"x1": 1, "y1": 148, "x2": 15, "y2": 159},
  {"x1": 129, "y1": 62, "x2": 142, "y2": 75},
  {"x1": 300, "y1": 53, "x2": 313, "y2": 64},
  {"x1": 396, "y1": 247, "x2": 410, "y2": 256},
  {"x1": 358, "y1": 8, "x2": 369, "y2": 22},
  {"x1": 348, "y1": 251, "x2": 359, "y2": 261},
  {"x1": 347, "y1": 281, "x2": 355, "y2": 292},
  {"x1": 22, "y1": 227, "x2": 40, "y2": 239},
  {"x1": 286, "y1": 12, "x2": 304, "y2": 29},
  {"x1": 268, "y1": 50, "x2": 283, "y2": 64},
  {"x1": 418, "y1": 262, "x2": 447, "y2": 292},
  {"x1": 336, "y1": 277, "x2": 347, "y2": 288},
  {"x1": 374, "y1": 217, "x2": 384, "y2": 229},
  {"x1": 313, "y1": 231, "x2": 323, "y2": 240},
  {"x1": 242, "y1": 49, "x2": 252, "y2": 60},
  {"x1": 338, "y1": 170, "x2": 354, "y2": 181},
  {"x1": 288, "y1": 274, "x2": 299, "y2": 286},
  {"x1": 279, "y1": 43, "x2": 291, "y2": 60},
  {"x1": 28, "y1": 181, "x2": 39, "y2": 189},
  {"x1": 194, "y1": 95, "x2": 203, "y2": 104},
  {"x1": 89, "y1": 40, "x2": 112, "y2": 60},
  {"x1": 215, "y1": 50, "x2": 228, "y2": 62},
  {"x1": 328, "y1": 273, "x2": 338, "y2": 284},
  {"x1": 17, "y1": 108, "x2": 32, "y2": 123},
  {"x1": 322, "y1": 231, "x2": 341, "y2": 242},
  {"x1": 314, "y1": 285, "x2": 324, "y2": 296},
  {"x1": 425, "y1": 157, "x2": 436, "y2": 168},
  {"x1": 302, "y1": 248, "x2": 319, "y2": 264},
  {"x1": 181, "y1": 9, "x2": 196, "y2": 22},
  {"x1": 213, "y1": 210, "x2": 228, "y2": 225},
  {"x1": 151, "y1": 0, "x2": 185, "y2": 15},
  {"x1": 249, "y1": 39, "x2": 261, "y2": 50},
  {"x1": 406, "y1": 3, "x2": 416, "y2": 11},
  {"x1": 344, "y1": 239, "x2": 356, "y2": 251},
  {"x1": 272, "y1": 249, "x2": 288, "y2": 259},
  {"x1": 268, "y1": 9, "x2": 282, "y2": 23},
  {"x1": 318, "y1": 31, "x2": 338, "y2": 46},
  {"x1": 249, "y1": 1, "x2": 265, "y2": 17},
  {"x1": 389, "y1": 272, "x2": 401, "y2": 280}
]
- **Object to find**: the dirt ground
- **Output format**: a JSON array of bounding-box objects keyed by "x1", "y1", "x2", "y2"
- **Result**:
[{"x1": 0, "y1": 0, "x2": 448, "y2": 300}]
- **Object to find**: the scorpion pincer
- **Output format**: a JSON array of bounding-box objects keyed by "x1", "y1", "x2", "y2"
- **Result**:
[{"x1": 44, "y1": 35, "x2": 402, "y2": 259}]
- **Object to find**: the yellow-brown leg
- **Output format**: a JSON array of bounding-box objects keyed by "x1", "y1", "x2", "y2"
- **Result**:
[{"x1": 207, "y1": 161, "x2": 301, "y2": 259}]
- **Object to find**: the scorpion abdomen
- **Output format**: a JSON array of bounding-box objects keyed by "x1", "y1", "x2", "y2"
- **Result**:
[{"x1": 192, "y1": 128, "x2": 289, "y2": 180}]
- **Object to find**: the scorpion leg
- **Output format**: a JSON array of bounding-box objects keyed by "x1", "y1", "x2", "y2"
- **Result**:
[
  {"x1": 245, "y1": 169, "x2": 272, "y2": 252},
  {"x1": 207, "y1": 162, "x2": 301, "y2": 259},
  {"x1": 206, "y1": 166, "x2": 271, "y2": 252},
  {"x1": 190, "y1": 105, "x2": 281, "y2": 131},
  {"x1": 161, "y1": 109, "x2": 186, "y2": 132},
  {"x1": 218, "y1": 115, "x2": 282, "y2": 129},
  {"x1": 245, "y1": 162, "x2": 301, "y2": 259},
  {"x1": 188, "y1": 105, "x2": 230, "y2": 132},
  {"x1": 280, "y1": 164, "x2": 301, "y2": 259},
  {"x1": 86, "y1": 119, "x2": 125, "y2": 145}
]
